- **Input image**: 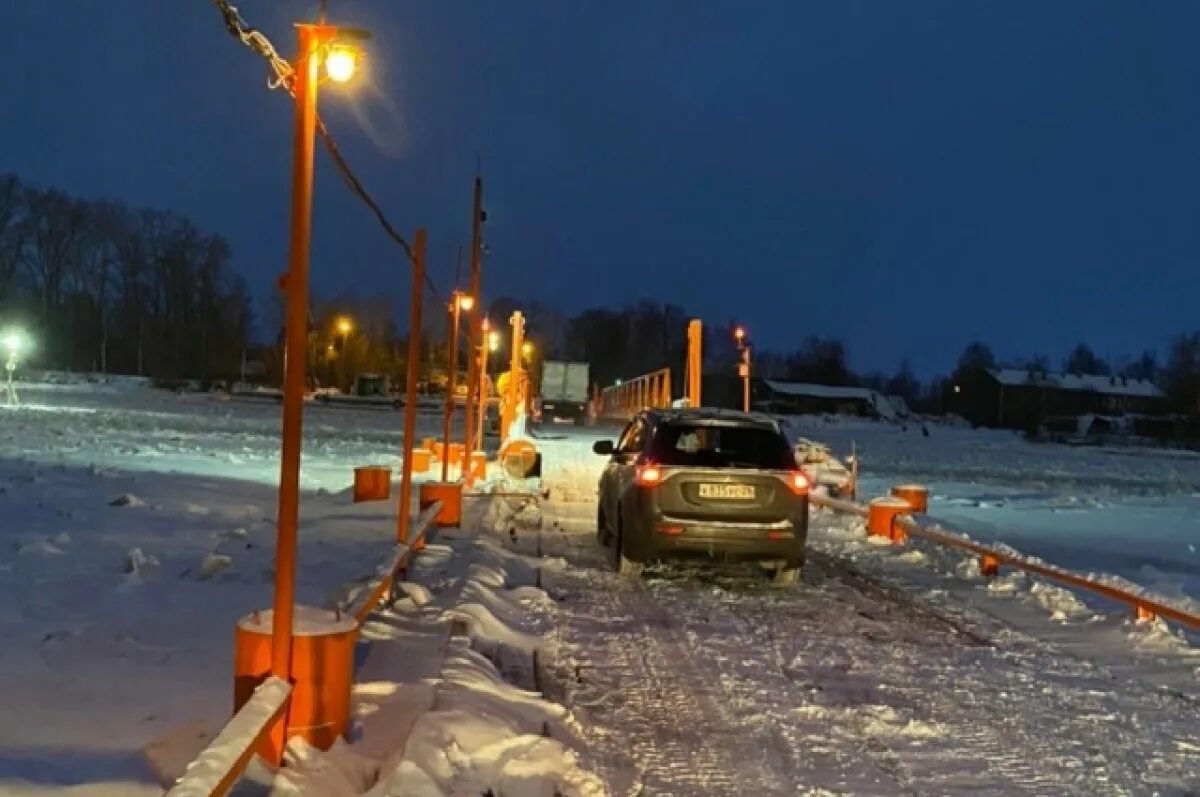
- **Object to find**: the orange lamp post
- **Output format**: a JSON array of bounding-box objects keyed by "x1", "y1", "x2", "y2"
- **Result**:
[
  {"x1": 734, "y1": 325, "x2": 751, "y2": 413},
  {"x1": 441, "y1": 291, "x2": 473, "y2": 481},
  {"x1": 262, "y1": 21, "x2": 363, "y2": 764},
  {"x1": 501, "y1": 311, "x2": 525, "y2": 443},
  {"x1": 397, "y1": 230, "x2": 426, "y2": 544}
]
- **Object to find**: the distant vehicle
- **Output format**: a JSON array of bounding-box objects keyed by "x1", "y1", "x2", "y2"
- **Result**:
[
  {"x1": 539, "y1": 360, "x2": 590, "y2": 424},
  {"x1": 592, "y1": 408, "x2": 809, "y2": 583},
  {"x1": 315, "y1": 373, "x2": 402, "y2": 408}
]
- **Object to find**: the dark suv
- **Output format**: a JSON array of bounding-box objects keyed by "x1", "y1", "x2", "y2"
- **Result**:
[{"x1": 593, "y1": 408, "x2": 809, "y2": 582}]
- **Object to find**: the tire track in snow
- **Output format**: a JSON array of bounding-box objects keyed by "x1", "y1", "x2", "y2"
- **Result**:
[
  {"x1": 517, "y1": 494, "x2": 1199, "y2": 796},
  {"x1": 523, "y1": 500, "x2": 797, "y2": 795}
]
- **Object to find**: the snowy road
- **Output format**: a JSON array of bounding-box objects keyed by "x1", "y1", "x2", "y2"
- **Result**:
[{"x1": 520, "y1": 431, "x2": 1200, "y2": 796}]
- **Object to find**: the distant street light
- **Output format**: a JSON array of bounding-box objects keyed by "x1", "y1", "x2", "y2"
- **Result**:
[
  {"x1": 488, "y1": 331, "x2": 501, "y2": 352},
  {"x1": 457, "y1": 294, "x2": 475, "y2": 312},
  {"x1": 521, "y1": 341, "x2": 534, "y2": 359},
  {"x1": 4, "y1": 328, "x2": 27, "y2": 405},
  {"x1": 734, "y1": 324, "x2": 751, "y2": 412}
]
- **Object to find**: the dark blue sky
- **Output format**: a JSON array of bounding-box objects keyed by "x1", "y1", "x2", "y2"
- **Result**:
[{"x1": 2, "y1": 1, "x2": 1198, "y2": 376}]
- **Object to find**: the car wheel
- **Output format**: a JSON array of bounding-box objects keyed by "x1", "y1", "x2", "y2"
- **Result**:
[
  {"x1": 596, "y1": 507, "x2": 608, "y2": 546},
  {"x1": 613, "y1": 517, "x2": 644, "y2": 577}
]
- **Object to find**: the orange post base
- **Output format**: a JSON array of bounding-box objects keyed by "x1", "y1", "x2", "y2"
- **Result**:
[
  {"x1": 410, "y1": 449, "x2": 432, "y2": 474},
  {"x1": 423, "y1": 437, "x2": 438, "y2": 453},
  {"x1": 867, "y1": 497, "x2": 910, "y2": 542},
  {"x1": 353, "y1": 466, "x2": 392, "y2": 502},
  {"x1": 234, "y1": 606, "x2": 357, "y2": 764},
  {"x1": 890, "y1": 484, "x2": 929, "y2": 514},
  {"x1": 419, "y1": 480, "x2": 463, "y2": 528},
  {"x1": 447, "y1": 443, "x2": 465, "y2": 469}
]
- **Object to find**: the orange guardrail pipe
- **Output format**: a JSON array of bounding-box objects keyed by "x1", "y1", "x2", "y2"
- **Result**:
[{"x1": 811, "y1": 491, "x2": 1200, "y2": 631}]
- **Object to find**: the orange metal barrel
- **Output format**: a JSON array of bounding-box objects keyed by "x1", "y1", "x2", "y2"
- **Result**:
[
  {"x1": 352, "y1": 466, "x2": 391, "y2": 502},
  {"x1": 891, "y1": 484, "x2": 929, "y2": 514},
  {"x1": 410, "y1": 449, "x2": 432, "y2": 474},
  {"x1": 419, "y1": 480, "x2": 462, "y2": 528},
  {"x1": 867, "y1": 497, "x2": 910, "y2": 542},
  {"x1": 233, "y1": 607, "x2": 358, "y2": 762}
]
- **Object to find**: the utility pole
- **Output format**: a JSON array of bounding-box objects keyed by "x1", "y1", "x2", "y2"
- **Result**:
[
  {"x1": 398, "y1": 230, "x2": 426, "y2": 544},
  {"x1": 461, "y1": 177, "x2": 485, "y2": 467}
]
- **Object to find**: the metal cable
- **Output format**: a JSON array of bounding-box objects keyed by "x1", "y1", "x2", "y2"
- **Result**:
[{"x1": 209, "y1": 0, "x2": 443, "y2": 301}]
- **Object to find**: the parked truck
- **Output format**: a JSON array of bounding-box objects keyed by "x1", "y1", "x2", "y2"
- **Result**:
[{"x1": 538, "y1": 360, "x2": 590, "y2": 425}]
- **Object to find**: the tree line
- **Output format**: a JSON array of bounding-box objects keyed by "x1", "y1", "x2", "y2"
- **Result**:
[
  {"x1": 0, "y1": 174, "x2": 252, "y2": 381},
  {"x1": 500, "y1": 297, "x2": 1200, "y2": 415}
]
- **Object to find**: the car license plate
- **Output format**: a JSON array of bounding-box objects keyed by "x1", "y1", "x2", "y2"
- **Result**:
[{"x1": 698, "y1": 483, "x2": 755, "y2": 500}]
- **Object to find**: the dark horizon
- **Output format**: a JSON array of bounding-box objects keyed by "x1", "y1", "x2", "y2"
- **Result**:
[{"x1": 1, "y1": 1, "x2": 1198, "y2": 378}]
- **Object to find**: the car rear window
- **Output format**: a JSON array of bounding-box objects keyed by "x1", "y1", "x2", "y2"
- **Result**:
[{"x1": 650, "y1": 422, "x2": 795, "y2": 469}]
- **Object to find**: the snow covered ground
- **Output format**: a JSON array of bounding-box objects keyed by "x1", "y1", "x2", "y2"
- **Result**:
[
  {"x1": 0, "y1": 383, "x2": 457, "y2": 794},
  {"x1": 1, "y1": 385, "x2": 1196, "y2": 795},
  {"x1": 527, "y1": 428, "x2": 1199, "y2": 795},
  {"x1": 779, "y1": 416, "x2": 1200, "y2": 607}
]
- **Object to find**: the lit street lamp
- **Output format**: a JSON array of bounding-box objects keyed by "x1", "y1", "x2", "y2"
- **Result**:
[
  {"x1": 441, "y1": 290, "x2": 474, "y2": 481},
  {"x1": 734, "y1": 325, "x2": 751, "y2": 413},
  {"x1": 475, "y1": 318, "x2": 500, "y2": 451},
  {"x1": 268, "y1": 21, "x2": 364, "y2": 752},
  {"x1": 4, "y1": 328, "x2": 27, "y2": 406}
]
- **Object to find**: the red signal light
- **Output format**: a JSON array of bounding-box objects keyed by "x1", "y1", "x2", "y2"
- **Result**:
[{"x1": 636, "y1": 463, "x2": 664, "y2": 487}]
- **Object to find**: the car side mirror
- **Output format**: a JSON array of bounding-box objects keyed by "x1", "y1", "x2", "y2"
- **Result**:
[{"x1": 592, "y1": 440, "x2": 614, "y2": 456}]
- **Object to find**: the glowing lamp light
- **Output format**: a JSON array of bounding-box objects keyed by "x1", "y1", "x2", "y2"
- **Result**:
[
  {"x1": 734, "y1": 326, "x2": 746, "y2": 341},
  {"x1": 335, "y1": 317, "x2": 353, "y2": 335},
  {"x1": 457, "y1": 294, "x2": 475, "y2": 312},
  {"x1": 521, "y1": 341, "x2": 534, "y2": 358},
  {"x1": 487, "y1": 331, "x2": 501, "y2": 352},
  {"x1": 4, "y1": 332, "x2": 23, "y2": 355},
  {"x1": 324, "y1": 45, "x2": 359, "y2": 84}
]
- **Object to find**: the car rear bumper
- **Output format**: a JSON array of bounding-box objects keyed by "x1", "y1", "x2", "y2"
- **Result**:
[{"x1": 638, "y1": 515, "x2": 807, "y2": 562}]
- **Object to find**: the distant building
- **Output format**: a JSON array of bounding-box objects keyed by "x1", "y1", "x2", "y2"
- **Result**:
[
  {"x1": 701, "y1": 375, "x2": 902, "y2": 420},
  {"x1": 950, "y1": 368, "x2": 1168, "y2": 430}
]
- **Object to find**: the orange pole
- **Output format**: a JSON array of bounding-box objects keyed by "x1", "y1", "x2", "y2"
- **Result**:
[
  {"x1": 462, "y1": 178, "x2": 484, "y2": 460},
  {"x1": 687, "y1": 319, "x2": 703, "y2": 407},
  {"x1": 441, "y1": 297, "x2": 462, "y2": 482},
  {"x1": 477, "y1": 351, "x2": 490, "y2": 449},
  {"x1": 501, "y1": 311, "x2": 524, "y2": 442},
  {"x1": 270, "y1": 22, "x2": 333, "y2": 762},
  {"x1": 742, "y1": 347, "x2": 751, "y2": 412},
  {"x1": 397, "y1": 230, "x2": 426, "y2": 544}
]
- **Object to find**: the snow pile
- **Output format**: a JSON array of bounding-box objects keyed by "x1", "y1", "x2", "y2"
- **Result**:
[
  {"x1": 273, "y1": 529, "x2": 603, "y2": 797},
  {"x1": 381, "y1": 640, "x2": 603, "y2": 797}
]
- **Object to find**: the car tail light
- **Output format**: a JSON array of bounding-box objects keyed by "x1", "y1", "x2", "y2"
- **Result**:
[
  {"x1": 786, "y1": 471, "x2": 809, "y2": 494},
  {"x1": 636, "y1": 463, "x2": 664, "y2": 487}
]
